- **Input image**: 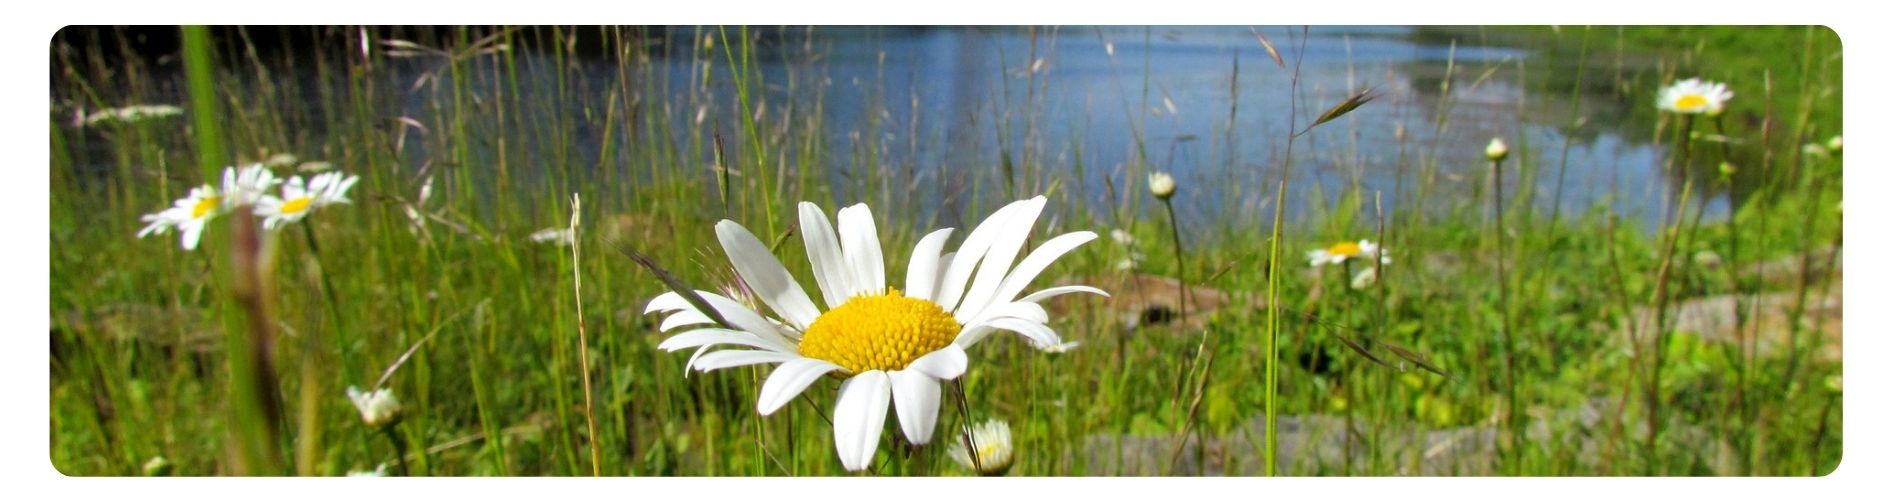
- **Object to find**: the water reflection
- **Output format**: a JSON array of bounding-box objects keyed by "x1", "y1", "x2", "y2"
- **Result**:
[{"x1": 59, "y1": 26, "x2": 1738, "y2": 236}]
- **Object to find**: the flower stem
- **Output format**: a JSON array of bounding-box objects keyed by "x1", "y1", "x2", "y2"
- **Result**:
[
  {"x1": 382, "y1": 425, "x2": 411, "y2": 476},
  {"x1": 951, "y1": 378, "x2": 984, "y2": 473},
  {"x1": 300, "y1": 220, "x2": 358, "y2": 384},
  {"x1": 1263, "y1": 179, "x2": 1288, "y2": 477}
]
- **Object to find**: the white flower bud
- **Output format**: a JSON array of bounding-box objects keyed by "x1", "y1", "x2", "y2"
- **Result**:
[
  {"x1": 1148, "y1": 172, "x2": 1176, "y2": 199},
  {"x1": 1485, "y1": 137, "x2": 1509, "y2": 162},
  {"x1": 346, "y1": 386, "x2": 403, "y2": 428}
]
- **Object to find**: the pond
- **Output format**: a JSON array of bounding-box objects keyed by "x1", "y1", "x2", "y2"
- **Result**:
[{"x1": 60, "y1": 26, "x2": 1723, "y2": 237}]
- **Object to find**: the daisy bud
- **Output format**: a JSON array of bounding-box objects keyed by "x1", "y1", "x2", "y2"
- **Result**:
[
  {"x1": 1147, "y1": 172, "x2": 1177, "y2": 200},
  {"x1": 1718, "y1": 162, "x2": 1737, "y2": 176},
  {"x1": 1826, "y1": 135, "x2": 1843, "y2": 153},
  {"x1": 1485, "y1": 137, "x2": 1509, "y2": 162},
  {"x1": 1802, "y1": 143, "x2": 1830, "y2": 159},
  {"x1": 1349, "y1": 266, "x2": 1379, "y2": 290},
  {"x1": 346, "y1": 386, "x2": 403, "y2": 428},
  {"x1": 948, "y1": 419, "x2": 1016, "y2": 476},
  {"x1": 142, "y1": 456, "x2": 174, "y2": 477}
]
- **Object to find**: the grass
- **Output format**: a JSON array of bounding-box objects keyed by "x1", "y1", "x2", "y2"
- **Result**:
[{"x1": 49, "y1": 25, "x2": 1841, "y2": 476}]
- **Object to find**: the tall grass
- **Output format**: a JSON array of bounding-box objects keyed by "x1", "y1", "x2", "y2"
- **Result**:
[{"x1": 49, "y1": 25, "x2": 1842, "y2": 476}]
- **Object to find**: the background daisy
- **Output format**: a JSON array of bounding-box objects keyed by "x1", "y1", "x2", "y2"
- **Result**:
[{"x1": 1657, "y1": 77, "x2": 1734, "y2": 115}]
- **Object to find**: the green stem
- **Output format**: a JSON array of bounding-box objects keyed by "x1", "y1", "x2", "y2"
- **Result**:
[
  {"x1": 1263, "y1": 179, "x2": 1287, "y2": 476},
  {"x1": 301, "y1": 221, "x2": 357, "y2": 384},
  {"x1": 383, "y1": 425, "x2": 411, "y2": 476},
  {"x1": 1492, "y1": 154, "x2": 1521, "y2": 474}
]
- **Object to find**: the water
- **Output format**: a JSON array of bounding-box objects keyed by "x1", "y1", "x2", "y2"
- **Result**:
[
  {"x1": 625, "y1": 26, "x2": 1714, "y2": 233},
  {"x1": 62, "y1": 26, "x2": 1723, "y2": 237}
]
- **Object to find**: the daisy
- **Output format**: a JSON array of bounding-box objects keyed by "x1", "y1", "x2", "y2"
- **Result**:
[
  {"x1": 137, "y1": 184, "x2": 223, "y2": 250},
  {"x1": 645, "y1": 196, "x2": 1105, "y2": 471},
  {"x1": 1307, "y1": 239, "x2": 1389, "y2": 267},
  {"x1": 528, "y1": 227, "x2": 575, "y2": 245},
  {"x1": 256, "y1": 171, "x2": 360, "y2": 230},
  {"x1": 346, "y1": 386, "x2": 403, "y2": 427},
  {"x1": 222, "y1": 163, "x2": 281, "y2": 208},
  {"x1": 1656, "y1": 78, "x2": 1734, "y2": 116},
  {"x1": 1035, "y1": 340, "x2": 1081, "y2": 353},
  {"x1": 947, "y1": 419, "x2": 1015, "y2": 476}
]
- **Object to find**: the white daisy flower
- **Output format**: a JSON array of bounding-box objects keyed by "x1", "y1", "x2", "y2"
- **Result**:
[
  {"x1": 1656, "y1": 78, "x2": 1734, "y2": 116},
  {"x1": 256, "y1": 171, "x2": 360, "y2": 230},
  {"x1": 1306, "y1": 239, "x2": 1389, "y2": 267},
  {"x1": 345, "y1": 386, "x2": 403, "y2": 427},
  {"x1": 1109, "y1": 229, "x2": 1135, "y2": 245},
  {"x1": 645, "y1": 196, "x2": 1105, "y2": 471},
  {"x1": 138, "y1": 184, "x2": 223, "y2": 251},
  {"x1": 947, "y1": 419, "x2": 1015, "y2": 476},
  {"x1": 1035, "y1": 340, "x2": 1081, "y2": 353},
  {"x1": 81, "y1": 104, "x2": 183, "y2": 127},
  {"x1": 221, "y1": 164, "x2": 281, "y2": 208},
  {"x1": 529, "y1": 227, "x2": 575, "y2": 245}
]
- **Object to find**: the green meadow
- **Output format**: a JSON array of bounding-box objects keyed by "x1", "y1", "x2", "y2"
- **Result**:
[{"x1": 49, "y1": 25, "x2": 1842, "y2": 476}]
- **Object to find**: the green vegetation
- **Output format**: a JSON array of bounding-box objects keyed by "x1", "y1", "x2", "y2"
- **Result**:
[{"x1": 49, "y1": 25, "x2": 1841, "y2": 476}]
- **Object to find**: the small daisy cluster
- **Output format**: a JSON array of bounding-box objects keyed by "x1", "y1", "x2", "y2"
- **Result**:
[
  {"x1": 137, "y1": 163, "x2": 360, "y2": 250},
  {"x1": 76, "y1": 104, "x2": 184, "y2": 127}
]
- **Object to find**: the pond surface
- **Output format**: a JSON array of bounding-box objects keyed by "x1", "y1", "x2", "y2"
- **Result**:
[
  {"x1": 65, "y1": 26, "x2": 1721, "y2": 236},
  {"x1": 589, "y1": 26, "x2": 1710, "y2": 233}
]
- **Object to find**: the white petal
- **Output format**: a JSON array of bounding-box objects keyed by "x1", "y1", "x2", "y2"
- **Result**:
[
  {"x1": 934, "y1": 199, "x2": 1030, "y2": 311},
  {"x1": 644, "y1": 291, "x2": 694, "y2": 314},
  {"x1": 181, "y1": 222, "x2": 206, "y2": 250},
  {"x1": 976, "y1": 230, "x2": 1095, "y2": 322},
  {"x1": 932, "y1": 252, "x2": 956, "y2": 296},
  {"x1": 1017, "y1": 285, "x2": 1109, "y2": 304},
  {"x1": 955, "y1": 196, "x2": 1047, "y2": 317},
  {"x1": 649, "y1": 290, "x2": 797, "y2": 353},
  {"x1": 905, "y1": 345, "x2": 967, "y2": 380},
  {"x1": 833, "y1": 371, "x2": 892, "y2": 471},
  {"x1": 691, "y1": 350, "x2": 798, "y2": 372},
  {"x1": 757, "y1": 358, "x2": 841, "y2": 415},
  {"x1": 683, "y1": 345, "x2": 714, "y2": 377},
  {"x1": 716, "y1": 220, "x2": 821, "y2": 330},
  {"x1": 657, "y1": 310, "x2": 716, "y2": 332},
  {"x1": 837, "y1": 204, "x2": 886, "y2": 296},
  {"x1": 963, "y1": 301, "x2": 1050, "y2": 331},
  {"x1": 799, "y1": 202, "x2": 853, "y2": 308},
  {"x1": 889, "y1": 370, "x2": 942, "y2": 444},
  {"x1": 658, "y1": 328, "x2": 774, "y2": 352},
  {"x1": 974, "y1": 317, "x2": 1061, "y2": 348},
  {"x1": 903, "y1": 228, "x2": 956, "y2": 301}
]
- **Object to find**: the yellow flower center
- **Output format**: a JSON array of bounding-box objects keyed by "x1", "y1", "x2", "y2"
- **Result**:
[
  {"x1": 798, "y1": 289, "x2": 960, "y2": 374},
  {"x1": 1326, "y1": 241, "x2": 1362, "y2": 258},
  {"x1": 281, "y1": 196, "x2": 313, "y2": 214},
  {"x1": 979, "y1": 443, "x2": 1003, "y2": 460},
  {"x1": 191, "y1": 196, "x2": 220, "y2": 218},
  {"x1": 1675, "y1": 94, "x2": 1708, "y2": 111}
]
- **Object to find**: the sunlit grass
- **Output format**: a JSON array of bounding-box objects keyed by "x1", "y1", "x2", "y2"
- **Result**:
[{"x1": 48, "y1": 25, "x2": 1841, "y2": 476}]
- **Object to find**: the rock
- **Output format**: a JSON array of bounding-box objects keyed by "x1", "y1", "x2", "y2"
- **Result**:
[
  {"x1": 1044, "y1": 273, "x2": 1237, "y2": 334},
  {"x1": 1075, "y1": 399, "x2": 1737, "y2": 475},
  {"x1": 1620, "y1": 289, "x2": 1842, "y2": 362},
  {"x1": 1740, "y1": 247, "x2": 1842, "y2": 287}
]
